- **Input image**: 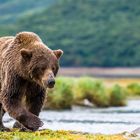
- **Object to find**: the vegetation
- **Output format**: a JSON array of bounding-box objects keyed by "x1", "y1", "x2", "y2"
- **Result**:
[
  {"x1": 73, "y1": 77, "x2": 110, "y2": 107},
  {"x1": 0, "y1": 0, "x2": 140, "y2": 67},
  {"x1": 0, "y1": 129, "x2": 127, "y2": 140},
  {"x1": 127, "y1": 83, "x2": 140, "y2": 96},
  {"x1": 0, "y1": 0, "x2": 56, "y2": 24},
  {"x1": 45, "y1": 77, "x2": 129, "y2": 109},
  {"x1": 44, "y1": 77, "x2": 74, "y2": 110},
  {"x1": 109, "y1": 85, "x2": 127, "y2": 106}
]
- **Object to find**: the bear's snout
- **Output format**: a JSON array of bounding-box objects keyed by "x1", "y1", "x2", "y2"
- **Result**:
[
  {"x1": 43, "y1": 79, "x2": 55, "y2": 88},
  {"x1": 47, "y1": 79, "x2": 55, "y2": 88}
]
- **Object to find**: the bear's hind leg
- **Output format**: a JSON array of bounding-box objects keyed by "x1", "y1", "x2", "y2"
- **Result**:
[{"x1": 0, "y1": 104, "x2": 10, "y2": 131}]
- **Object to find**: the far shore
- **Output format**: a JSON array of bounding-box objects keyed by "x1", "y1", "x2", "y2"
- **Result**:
[{"x1": 58, "y1": 67, "x2": 140, "y2": 78}]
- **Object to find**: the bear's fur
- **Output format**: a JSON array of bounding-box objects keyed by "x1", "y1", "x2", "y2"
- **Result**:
[{"x1": 0, "y1": 32, "x2": 63, "y2": 131}]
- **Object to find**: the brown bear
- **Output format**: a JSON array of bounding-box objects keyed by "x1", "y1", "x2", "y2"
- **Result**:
[{"x1": 0, "y1": 32, "x2": 63, "y2": 131}]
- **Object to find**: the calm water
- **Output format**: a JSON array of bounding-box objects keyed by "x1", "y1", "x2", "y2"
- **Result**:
[{"x1": 3, "y1": 100, "x2": 140, "y2": 134}]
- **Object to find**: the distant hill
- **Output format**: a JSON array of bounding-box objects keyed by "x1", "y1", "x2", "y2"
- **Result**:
[
  {"x1": 0, "y1": 0, "x2": 56, "y2": 24},
  {"x1": 0, "y1": 0, "x2": 140, "y2": 67}
]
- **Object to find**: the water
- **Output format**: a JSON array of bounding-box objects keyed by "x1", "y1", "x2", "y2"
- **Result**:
[{"x1": 3, "y1": 100, "x2": 140, "y2": 134}]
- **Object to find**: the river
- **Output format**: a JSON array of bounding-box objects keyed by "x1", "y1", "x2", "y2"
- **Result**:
[{"x1": 3, "y1": 100, "x2": 140, "y2": 134}]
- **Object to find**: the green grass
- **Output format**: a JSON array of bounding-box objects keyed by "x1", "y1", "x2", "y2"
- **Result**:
[
  {"x1": 0, "y1": 129, "x2": 127, "y2": 140},
  {"x1": 127, "y1": 83, "x2": 140, "y2": 96}
]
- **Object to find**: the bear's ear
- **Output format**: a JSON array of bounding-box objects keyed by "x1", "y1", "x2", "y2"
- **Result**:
[
  {"x1": 53, "y1": 49, "x2": 63, "y2": 59},
  {"x1": 20, "y1": 48, "x2": 32, "y2": 61}
]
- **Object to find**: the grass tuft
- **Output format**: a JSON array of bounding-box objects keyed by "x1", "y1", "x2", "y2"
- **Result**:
[
  {"x1": 44, "y1": 77, "x2": 74, "y2": 110},
  {"x1": 127, "y1": 83, "x2": 140, "y2": 96},
  {"x1": 109, "y1": 84, "x2": 127, "y2": 106}
]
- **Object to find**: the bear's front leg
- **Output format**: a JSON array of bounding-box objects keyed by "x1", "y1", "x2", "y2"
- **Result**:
[
  {"x1": 2, "y1": 95, "x2": 43, "y2": 131},
  {"x1": 26, "y1": 83, "x2": 45, "y2": 116},
  {"x1": 13, "y1": 83, "x2": 45, "y2": 131},
  {"x1": 1, "y1": 75, "x2": 43, "y2": 131}
]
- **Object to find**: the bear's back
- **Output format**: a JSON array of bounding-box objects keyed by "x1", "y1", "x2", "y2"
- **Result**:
[
  {"x1": 0, "y1": 36, "x2": 14, "y2": 45},
  {"x1": 0, "y1": 36, "x2": 14, "y2": 52},
  {"x1": 0, "y1": 37, "x2": 14, "y2": 82}
]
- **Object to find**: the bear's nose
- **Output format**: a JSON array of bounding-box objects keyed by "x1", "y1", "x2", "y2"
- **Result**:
[{"x1": 47, "y1": 79, "x2": 55, "y2": 88}]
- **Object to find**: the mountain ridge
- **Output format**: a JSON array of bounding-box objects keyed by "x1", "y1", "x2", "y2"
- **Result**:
[{"x1": 0, "y1": 0, "x2": 140, "y2": 67}]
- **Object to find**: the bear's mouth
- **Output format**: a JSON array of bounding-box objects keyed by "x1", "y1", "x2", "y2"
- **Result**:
[{"x1": 47, "y1": 84, "x2": 55, "y2": 89}]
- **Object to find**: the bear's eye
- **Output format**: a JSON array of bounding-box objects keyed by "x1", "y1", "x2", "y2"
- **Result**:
[
  {"x1": 40, "y1": 67, "x2": 46, "y2": 71},
  {"x1": 52, "y1": 67, "x2": 55, "y2": 71},
  {"x1": 52, "y1": 66, "x2": 59, "y2": 76}
]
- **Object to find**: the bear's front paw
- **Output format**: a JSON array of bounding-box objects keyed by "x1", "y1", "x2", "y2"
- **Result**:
[
  {"x1": 24, "y1": 114, "x2": 43, "y2": 131},
  {"x1": 13, "y1": 121, "x2": 31, "y2": 132}
]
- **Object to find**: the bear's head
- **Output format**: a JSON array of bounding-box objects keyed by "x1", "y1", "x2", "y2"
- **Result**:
[{"x1": 15, "y1": 32, "x2": 63, "y2": 88}]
